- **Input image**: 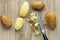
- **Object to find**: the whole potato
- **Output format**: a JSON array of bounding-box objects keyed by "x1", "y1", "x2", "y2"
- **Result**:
[
  {"x1": 1, "y1": 14, "x2": 12, "y2": 28},
  {"x1": 14, "y1": 18, "x2": 24, "y2": 30},
  {"x1": 20, "y1": 1, "x2": 29, "y2": 17},
  {"x1": 31, "y1": 1, "x2": 45, "y2": 10},
  {"x1": 45, "y1": 12, "x2": 56, "y2": 29}
]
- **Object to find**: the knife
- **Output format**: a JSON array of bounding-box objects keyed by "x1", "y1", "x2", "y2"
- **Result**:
[{"x1": 35, "y1": 12, "x2": 48, "y2": 40}]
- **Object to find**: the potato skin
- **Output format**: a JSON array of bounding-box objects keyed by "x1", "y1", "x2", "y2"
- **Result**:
[
  {"x1": 14, "y1": 18, "x2": 24, "y2": 30},
  {"x1": 31, "y1": 1, "x2": 45, "y2": 10},
  {"x1": 45, "y1": 12, "x2": 56, "y2": 29},
  {"x1": 1, "y1": 14, "x2": 12, "y2": 28}
]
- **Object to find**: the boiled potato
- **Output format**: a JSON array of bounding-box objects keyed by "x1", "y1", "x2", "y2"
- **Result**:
[
  {"x1": 20, "y1": 1, "x2": 29, "y2": 17},
  {"x1": 45, "y1": 12, "x2": 56, "y2": 29},
  {"x1": 34, "y1": 23, "x2": 39, "y2": 27},
  {"x1": 27, "y1": 12, "x2": 40, "y2": 36},
  {"x1": 27, "y1": 12, "x2": 38, "y2": 23},
  {"x1": 14, "y1": 18, "x2": 24, "y2": 30},
  {"x1": 30, "y1": 24, "x2": 40, "y2": 36},
  {"x1": 31, "y1": 1, "x2": 45, "y2": 10},
  {"x1": 1, "y1": 14, "x2": 12, "y2": 28}
]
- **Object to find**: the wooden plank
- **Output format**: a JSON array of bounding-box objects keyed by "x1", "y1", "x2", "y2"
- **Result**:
[{"x1": 0, "y1": 0, "x2": 60, "y2": 40}]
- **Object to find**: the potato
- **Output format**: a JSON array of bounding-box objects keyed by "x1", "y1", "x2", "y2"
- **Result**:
[
  {"x1": 30, "y1": 24, "x2": 40, "y2": 36},
  {"x1": 1, "y1": 14, "x2": 12, "y2": 28},
  {"x1": 20, "y1": 1, "x2": 29, "y2": 17},
  {"x1": 14, "y1": 18, "x2": 24, "y2": 30},
  {"x1": 31, "y1": 1, "x2": 45, "y2": 10},
  {"x1": 34, "y1": 23, "x2": 39, "y2": 27},
  {"x1": 27, "y1": 12, "x2": 40, "y2": 36},
  {"x1": 45, "y1": 12, "x2": 56, "y2": 29},
  {"x1": 27, "y1": 12, "x2": 38, "y2": 23}
]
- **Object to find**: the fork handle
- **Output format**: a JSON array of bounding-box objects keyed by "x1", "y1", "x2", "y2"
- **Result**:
[{"x1": 42, "y1": 33, "x2": 48, "y2": 40}]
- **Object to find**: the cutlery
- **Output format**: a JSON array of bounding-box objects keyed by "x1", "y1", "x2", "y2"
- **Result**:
[{"x1": 35, "y1": 12, "x2": 48, "y2": 40}]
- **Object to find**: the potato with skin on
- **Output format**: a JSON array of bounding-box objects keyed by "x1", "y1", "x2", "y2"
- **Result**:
[
  {"x1": 14, "y1": 18, "x2": 24, "y2": 30},
  {"x1": 1, "y1": 14, "x2": 12, "y2": 28},
  {"x1": 45, "y1": 12, "x2": 56, "y2": 29},
  {"x1": 31, "y1": 1, "x2": 45, "y2": 10},
  {"x1": 20, "y1": 1, "x2": 29, "y2": 17}
]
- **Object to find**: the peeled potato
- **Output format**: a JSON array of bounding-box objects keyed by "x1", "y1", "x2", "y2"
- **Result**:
[
  {"x1": 31, "y1": 1, "x2": 45, "y2": 10},
  {"x1": 45, "y1": 12, "x2": 56, "y2": 29},
  {"x1": 20, "y1": 1, "x2": 29, "y2": 17},
  {"x1": 1, "y1": 14, "x2": 12, "y2": 28},
  {"x1": 14, "y1": 18, "x2": 24, "y2": 30}
]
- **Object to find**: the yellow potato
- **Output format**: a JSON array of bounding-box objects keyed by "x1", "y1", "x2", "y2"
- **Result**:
[
  {"x1": 31, "y1": 1, "x2": 45, "y2": 10},
  {"x1": 1, "y1": 14, "x2": 12, "y2": 28},
  {"x1": 27, "y1": 12, "x2": 38, "y2": 23},
  {"x1": 45, "y1": 12, "x2": 56, "y2": 29},
  {"x1": 14, "y1": 18, "x2": 24, "y2": 30},
  {"x1": 20, "y1": 1, "x2": 29, "y2": 17}
]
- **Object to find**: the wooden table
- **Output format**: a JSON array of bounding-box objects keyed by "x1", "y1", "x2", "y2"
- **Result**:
[{"x1": 0, "y1": 0, "x2": 60, "y2": 40}]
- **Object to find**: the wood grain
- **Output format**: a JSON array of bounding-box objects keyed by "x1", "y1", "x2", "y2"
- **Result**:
[{"x1": 0, "y1": 0, "x2": 60, "y2": 40}]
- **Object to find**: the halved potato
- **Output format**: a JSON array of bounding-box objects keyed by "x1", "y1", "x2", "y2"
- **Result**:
[
  {"x1": 14, "y1": 17, "x2": 24, "y2": 30},
  {"x1": 20, "y1": 1, "x2": 29, "y2": 17}
]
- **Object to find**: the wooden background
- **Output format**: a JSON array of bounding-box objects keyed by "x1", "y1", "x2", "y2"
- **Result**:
[{"x1": 0, "y1": 0, "x2": 60, "y2": 40}]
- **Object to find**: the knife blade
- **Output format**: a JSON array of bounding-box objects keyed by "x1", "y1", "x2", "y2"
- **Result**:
[{"x1": 35, "y1": 12, "x2": 48, "y2": 40}]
